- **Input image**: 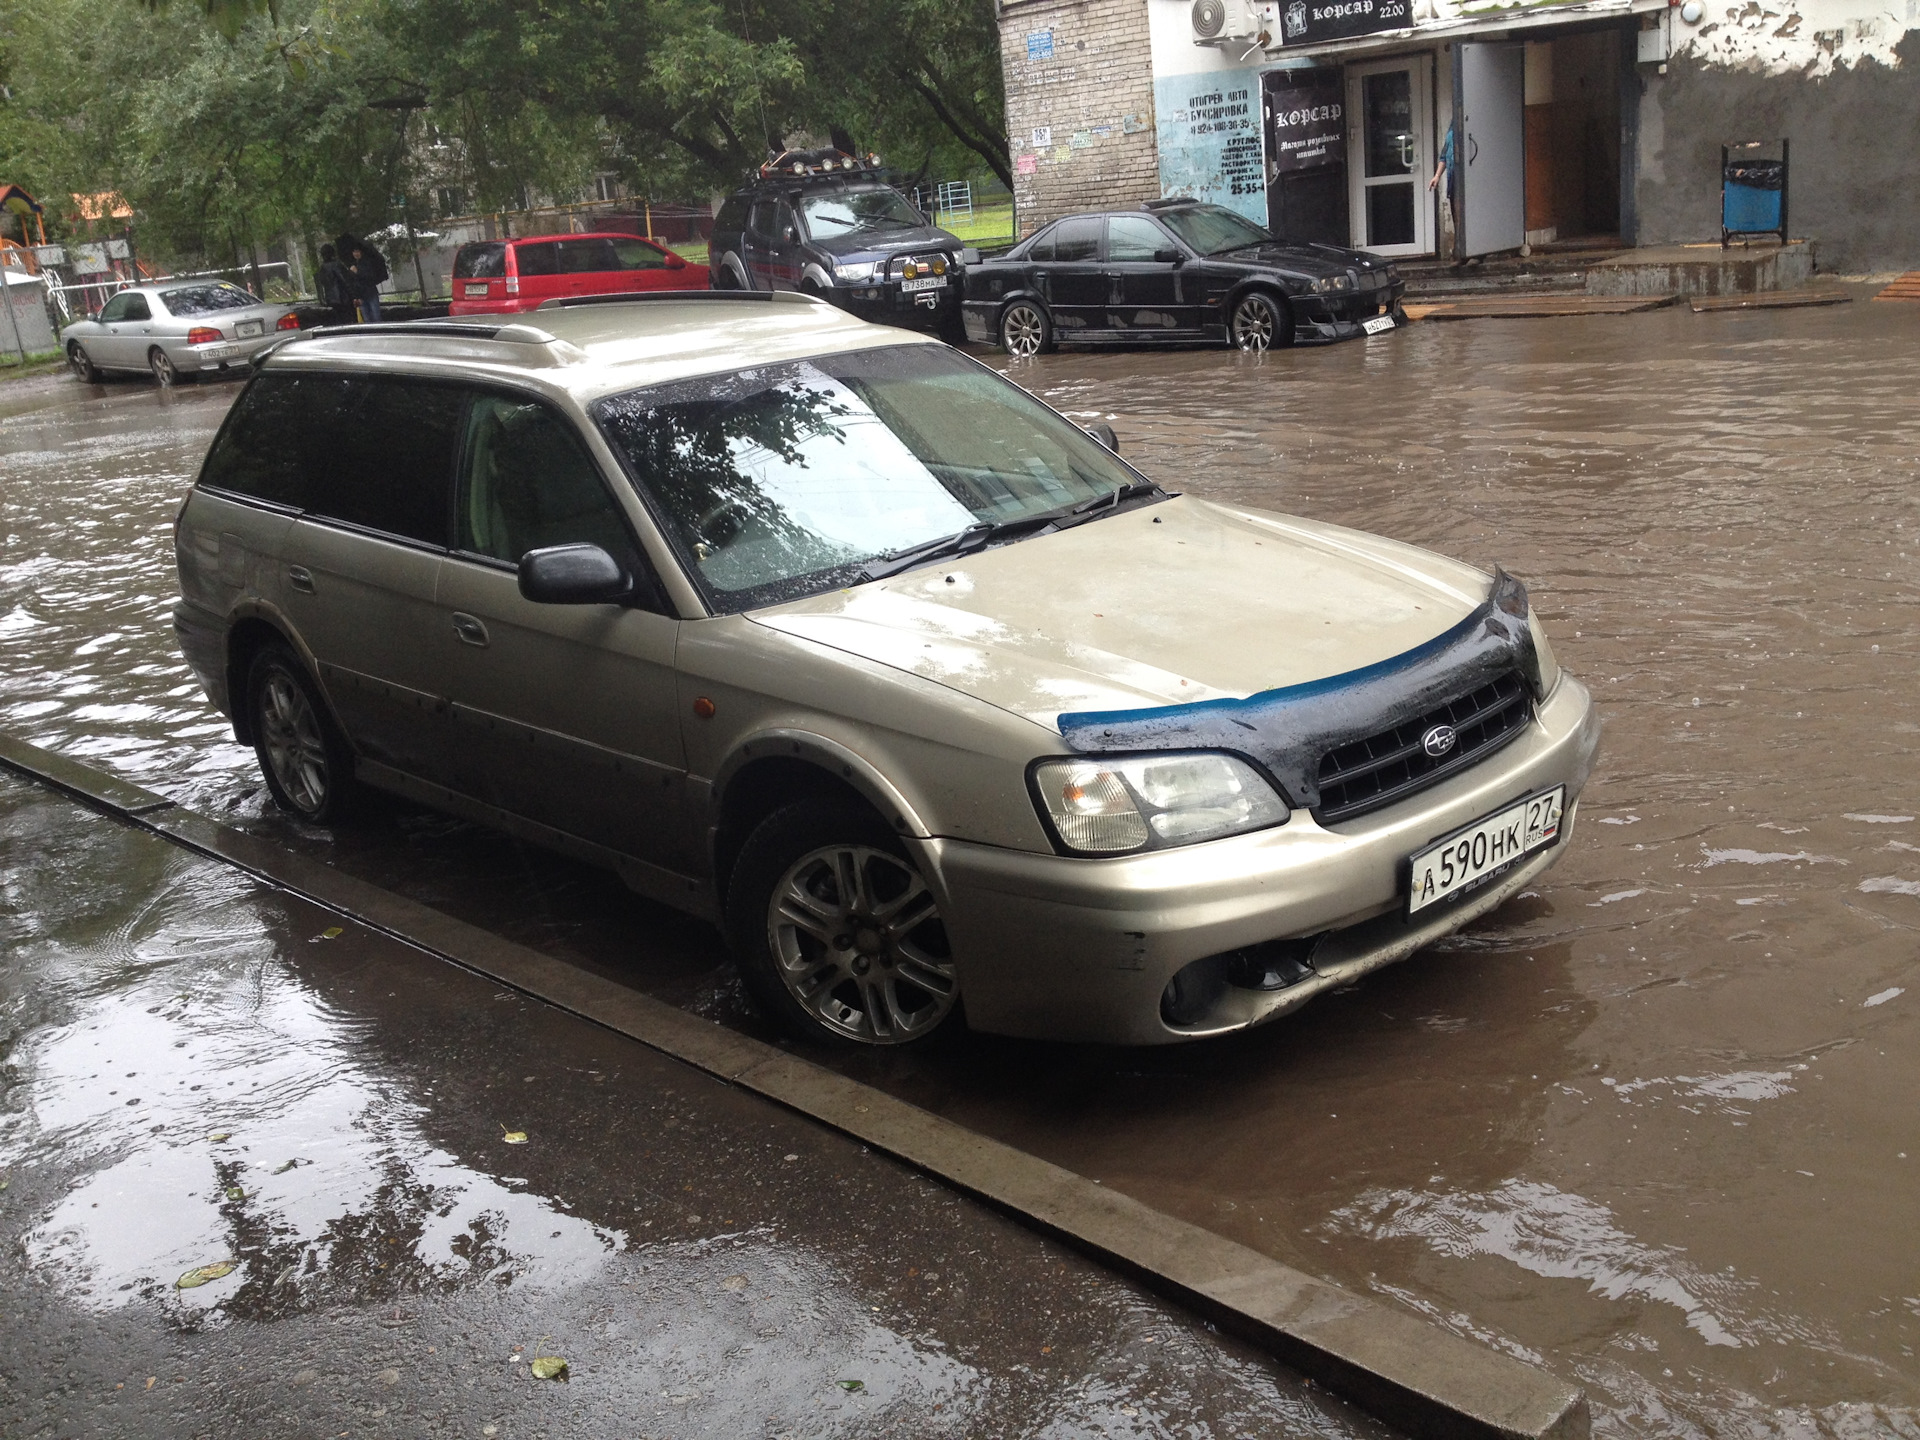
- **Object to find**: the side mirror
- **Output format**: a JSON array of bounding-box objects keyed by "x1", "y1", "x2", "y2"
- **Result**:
[
  {"x1": 960, "y1": 247, "x2": 981, "y2": 267},
  {"x1": 782, "y1": 226, "x2": 798, "y2": 243},
  {"x1": 1083, "y1": 422, "x2": 1119, "y2": 453},
  {"x1": 666, "y1": 253, "x2": 687, "y2": 269},
  {"x1": 1154, "y1": 248, "x2": 1183, "y2": 265},
  {"x1": 518, "y1": 543, "x2": 633, "y2": 605}
]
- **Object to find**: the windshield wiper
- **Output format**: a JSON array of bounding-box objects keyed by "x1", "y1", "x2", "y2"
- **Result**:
[{"x1": 853, "y1": 485, "x2": 1165, "y2": 583}]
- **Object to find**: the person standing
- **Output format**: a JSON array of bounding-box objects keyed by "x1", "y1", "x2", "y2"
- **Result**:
[
  {"x1": 316, "y1": 243, "x2": 355, "y2": 324},
  {"x1": 348, "y1": 240, "x2": 389, "y2": 322}
]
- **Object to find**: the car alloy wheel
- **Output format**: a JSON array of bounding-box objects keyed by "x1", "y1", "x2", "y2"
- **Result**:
[
  {"x1": 148, "y1": 346, "x2": 180, "y2": 386},
  {"x1": 247, "y1": 644, "x2": 357, "y2": 823},
  {"x1": 1231, "y1": 292, "x2": 1285, "y2": 352},
  {"x1": 768, "y1": 843, "x2": 957, "y2": 1044},
  {"x1": 999, "y1": 301, "x2": 1049, "y2": 358}
]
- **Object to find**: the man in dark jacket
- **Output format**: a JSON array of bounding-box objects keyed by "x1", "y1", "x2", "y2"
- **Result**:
[
  {"x1": 348, "y1": 240, "x2": 389, "y2": 321},
  {"x1": 316, "y1": 244, "x2": 355, "y2": 324}
]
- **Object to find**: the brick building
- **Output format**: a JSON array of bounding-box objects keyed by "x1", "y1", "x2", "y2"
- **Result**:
[{"x1": 997, "y1": 0, "x2": 1920, "y2": 274}]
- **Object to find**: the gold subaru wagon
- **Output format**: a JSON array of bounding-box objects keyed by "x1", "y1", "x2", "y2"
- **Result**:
[{"x1": 172, "y1": 293, "x2": 1599, "y2": 1047}]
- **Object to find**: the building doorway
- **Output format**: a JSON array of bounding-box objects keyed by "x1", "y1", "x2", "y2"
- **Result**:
[
  {"x1": 1345, "y1": 56, "x2": 1434, "y2": 257},
  {"x1": 1521, "y1": 31, "x2": 1622, "y2": 247}
]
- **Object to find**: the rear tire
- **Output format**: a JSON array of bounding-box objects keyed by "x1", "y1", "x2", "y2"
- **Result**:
[
  {"x1": 67, "y1": 343, "x2": 102, "y2": 383},
  {"x1": 148, "y1": 346, "x2": 181, "y2": 386},
  {"x1": 1230, "y1": 291, "x2": 1291, "y2": 352},
  {"x1": 725, "y1": 799, "x2": 960, "y2": 1047},
  {"x1": 998, "y1": 300, "x2": 1052, "y2": 358},
  {"x1": 246, "y1": 642, "x2": 359, "y2": 824}
]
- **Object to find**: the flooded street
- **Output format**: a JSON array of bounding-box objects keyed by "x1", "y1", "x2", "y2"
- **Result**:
[{"x1": 3, "y1": 291, "x2": 1918, "y2": 1437}]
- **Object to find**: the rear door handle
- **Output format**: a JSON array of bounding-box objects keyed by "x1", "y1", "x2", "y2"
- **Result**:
[
  {"x1": 451, "y1": 612, "x2": 490, "y2": 648},
  {"x1": 287, "y1": 565, "x2": 314, "y2": 594}
]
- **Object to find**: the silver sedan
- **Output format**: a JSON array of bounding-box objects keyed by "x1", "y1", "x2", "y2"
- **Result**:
[{"x1": 62, "y1": 281, "x2": 299, "y2": 386}]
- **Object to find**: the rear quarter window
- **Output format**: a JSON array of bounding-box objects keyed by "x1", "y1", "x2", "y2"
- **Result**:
[
  {"x1": 453, "y1": 242, "x2": 506, "y2": 279},
  {"x1": 198, "y1": 372, "x2": 358, "y2": 509},
  {"x1": 513, "y1": 242, "x2": 562, "y2": 277},
  {"x1": 714, "y1": 196, "x2": 749, "y2": 232},
  {"x1": 316, "y1": 378, "x2": 466, "y2": 545}
]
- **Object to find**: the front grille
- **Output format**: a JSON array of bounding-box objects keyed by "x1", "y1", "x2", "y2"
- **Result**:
[{"x1": 1315, "y1": 671, "x2": 1532, "y2": 823}]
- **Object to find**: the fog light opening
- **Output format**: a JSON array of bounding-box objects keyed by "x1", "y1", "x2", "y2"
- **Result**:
[{"x1": 1159, "y1": 936, "x2": 1322, "y2": 1028}]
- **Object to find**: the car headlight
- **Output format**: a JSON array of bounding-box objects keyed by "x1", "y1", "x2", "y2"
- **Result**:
[
  {"x1": 1527, "y1": 611, "x2": 1561, "y2": 694},
  {"x1": 1309, "y1": 274, "x2": 1355, "y2": 293},
  {"x1": 833, "y1": 261, "x2": 878, "y2": 282},
  {"x1": 1030, "y1": 753, "x2": 1289, "y2": 855}
]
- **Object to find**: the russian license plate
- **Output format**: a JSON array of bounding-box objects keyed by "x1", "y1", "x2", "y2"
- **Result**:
[
  {"x1": 1362, "y1": 314, "x2": 1395, "y2": 335},
  {"x1": 464, "y1": 283, "x2": 489, "y2": 297},
  {"x1": 900, "y1": 275, "x2": 947, "y2": 294},
  {"x1": 236, "y1": 318, "x2": 265, "y2": 338},
  {"x1": 1407, "y1": 786, "x2": 1564, "y2": 914}
]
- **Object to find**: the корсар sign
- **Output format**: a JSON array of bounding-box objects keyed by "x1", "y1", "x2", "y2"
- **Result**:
[{"x1": 1280, "y1": 0, "x2": 1412, "y2": 45}]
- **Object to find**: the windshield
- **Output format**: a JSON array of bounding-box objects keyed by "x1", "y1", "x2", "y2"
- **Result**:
[
  {"x1": 593, "y1": 346, "x2": 1144, "y2": 612},
  {"x1": 160, "y1": 282, "x2": 258, "y2": 316},
  {"x1": 1155, "y1": 205, "x2": 1273, "y2": 255},
  {"x1": 799, "y1": 188, "x2": 925, "y2": 241}
]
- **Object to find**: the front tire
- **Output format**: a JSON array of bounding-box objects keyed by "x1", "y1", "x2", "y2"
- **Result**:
[
  {"x1": 67, "y1": 343, "x2": 102, "y2": 383},
  {"x1": 1230, "y1": 291, "x2": 1291, "y2": 352},
  {"x1": 725, "y1": 800, "x2": 960, "y2": 1047},
  {"x1": 246, "y1": 643, "x2": 358, "y2": 823},
  {"x1": 148, "y1": 346, "x2": 182, "y2": 386},
  {"x1": 998, "y1": 300, "x2": 1052, "y2": 358}
]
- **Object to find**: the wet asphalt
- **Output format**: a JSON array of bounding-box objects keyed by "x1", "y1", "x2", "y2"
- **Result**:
[{"x1": 2, "y1": 289, "x2": 1919, "y2": 1437}]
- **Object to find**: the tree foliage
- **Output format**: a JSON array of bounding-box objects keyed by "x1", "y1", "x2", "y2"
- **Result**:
[{"x1": 0, "y1": 0, "x2": 1005, "y2": 266}]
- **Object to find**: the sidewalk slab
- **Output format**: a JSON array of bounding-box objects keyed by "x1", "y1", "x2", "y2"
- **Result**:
[{"x1": 0, "y1": 728, "x2": 1590, "y2": 1440}]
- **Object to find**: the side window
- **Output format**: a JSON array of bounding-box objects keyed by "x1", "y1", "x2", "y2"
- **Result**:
[
  {"x1": 98, "y1": 294, "x2": 133, "y2": 322},
  {"x1": 556, "y1": 238, "x2": 620, "y2": 274},
  {"x1": 1026, "y1": 227, "x2": 1056, "y2": 263},
  {"x1": 1106, "y1": 216, "x2": 1170, "y2": 262},
  {"x1": 310, "y1": 378, "x2": 464, "y2": 545},
  {"x1": 198, "y1": 372, "x2": 357, "y2": 509},
  {"x1": 611, "y1": 238, "x2": 667, "y2": 270},
  {"x1": 456, "y1": 393, "x2": 642, "y2": 575},
  {"x1": 747, "y1": 200, "x2": 779, "y2": 237},
  {"x1": 514, "y1": 242, "x2": 561, "y2": 277},
  {"x1": 1051, "y1": 217, "x2": 1101, "y2": 262},
  {"x1": 121, "y1": 295, "x2": 152, "y2": 321},
  {"x1": 715, "y1": 196, "x2": 749, "y2": 232}
]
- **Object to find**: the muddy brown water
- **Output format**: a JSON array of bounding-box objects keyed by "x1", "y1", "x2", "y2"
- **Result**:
[{"x1": 2, "y1": 293, "x2": 1917, "y2": 1437}]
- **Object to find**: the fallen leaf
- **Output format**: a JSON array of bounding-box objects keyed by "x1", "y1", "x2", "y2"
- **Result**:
[
  {"x1": 838, "y1": 1379, "x2": 864, "y2": 1392},
  {"x1": 271, "y1": 1158, "x2": 301, "y2": 1174},
  {"x1": 146, "y1": 1377, "x2": 155, "y2": 1390},
  {"x1": 502, "y1": 1127, "x2": 528, "y2": 1145},
  {"x1": 318, "y1": 927, "x2": 343, "y2": 940},
  {"x1": 207, "y1": 1132, "x2": 231, "y2": 1143},
  {"x1": 175, "y1": 1260, "x2": 236, "y2": 1289},
  {"x1": 224, "y1": 1186, "x2": 245, "y2": 1201},
  {"x1": 529, "y1": 1356, "x2": 568, "y2": 1382},
  {"x1": 721, "y1": 1274, "x2": 748, "y2": 1292}
]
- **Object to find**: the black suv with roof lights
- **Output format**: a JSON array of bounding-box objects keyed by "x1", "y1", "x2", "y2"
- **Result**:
[{"x1": 708, "y1": 149, "x2": 974, "y2": 334}]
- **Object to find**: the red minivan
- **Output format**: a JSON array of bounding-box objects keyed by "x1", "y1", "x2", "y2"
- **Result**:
[{"x1": 448, "y1": 232, "x2": 708, "y2": 314}]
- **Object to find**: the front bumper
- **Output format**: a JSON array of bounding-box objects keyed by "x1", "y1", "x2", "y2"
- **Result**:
[
  {"x1": 831, "y1": 278, "x2": 961, "y2": 326},
  {"x1": 921, "y1": 673, "x2": 1598, "y2": 1045},
  {"x1": 1292, "y1": 280, "x2": 1406, "y2": 341}
]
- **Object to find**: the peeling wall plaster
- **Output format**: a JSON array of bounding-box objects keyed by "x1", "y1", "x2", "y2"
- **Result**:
[{"x1": 1670, "y1": 0, "x2": 1913, "y2": 76}]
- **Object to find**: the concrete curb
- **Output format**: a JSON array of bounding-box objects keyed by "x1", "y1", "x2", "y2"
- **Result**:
[{"x1": 1, "y1": 731, "x2": 1588, "y2": 1440}]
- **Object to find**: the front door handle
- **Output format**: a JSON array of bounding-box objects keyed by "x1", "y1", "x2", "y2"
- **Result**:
[
  {"x1": 451, "y1": 612, "x2": 490, "y2": 648},
  {"x1": 286, "y1": 565, "x2": 314, "y2": 594}
]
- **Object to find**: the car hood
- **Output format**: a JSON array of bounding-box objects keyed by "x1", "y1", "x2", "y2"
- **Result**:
[
  {"x1": 1213, "y1": 242, "x2": 1388, "y2": 279},
  {"x1": 812, "y1": 226, "x2": 961, "y2": 262},
  {"x1": 750, "y1": 496, "x2": 1492, "y2": 731}
]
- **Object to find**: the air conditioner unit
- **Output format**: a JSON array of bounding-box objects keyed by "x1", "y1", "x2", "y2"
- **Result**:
[{"x1": 1191, "y1": 0, "x2": 1276, "y2": 51}]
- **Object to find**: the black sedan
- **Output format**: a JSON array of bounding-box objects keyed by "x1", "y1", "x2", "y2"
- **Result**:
[{"x1": 962, "y1": 200, "x2": 1404, "y2": 356}]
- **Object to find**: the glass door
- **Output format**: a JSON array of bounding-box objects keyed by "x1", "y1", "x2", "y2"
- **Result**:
[{"x1": 1346, "y1": 57, "x2": 1433, "y2": 257}]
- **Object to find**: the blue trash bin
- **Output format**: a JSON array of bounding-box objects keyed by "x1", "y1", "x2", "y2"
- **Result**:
[{"x1": 1723, "y1": 156, "x2": 1784, "y2": 237}]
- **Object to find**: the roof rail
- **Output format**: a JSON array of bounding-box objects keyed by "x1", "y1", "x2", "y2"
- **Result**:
[
  {"x1": 300, "y1": 320, "x2": 508, "y2": 340},
  {"x1": 536, "y1": 291, "x2": 777, "y2": 310}
]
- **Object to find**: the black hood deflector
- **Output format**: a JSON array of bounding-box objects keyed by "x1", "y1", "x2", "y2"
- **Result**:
[{"x1": 1054, "y1": 570, "x2": 1543, "y2": 810}]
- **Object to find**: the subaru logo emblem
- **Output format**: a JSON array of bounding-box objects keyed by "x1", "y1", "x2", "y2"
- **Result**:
[{"x1": 1422, "y1": 724, "x2": 1457, "y2": 758}]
